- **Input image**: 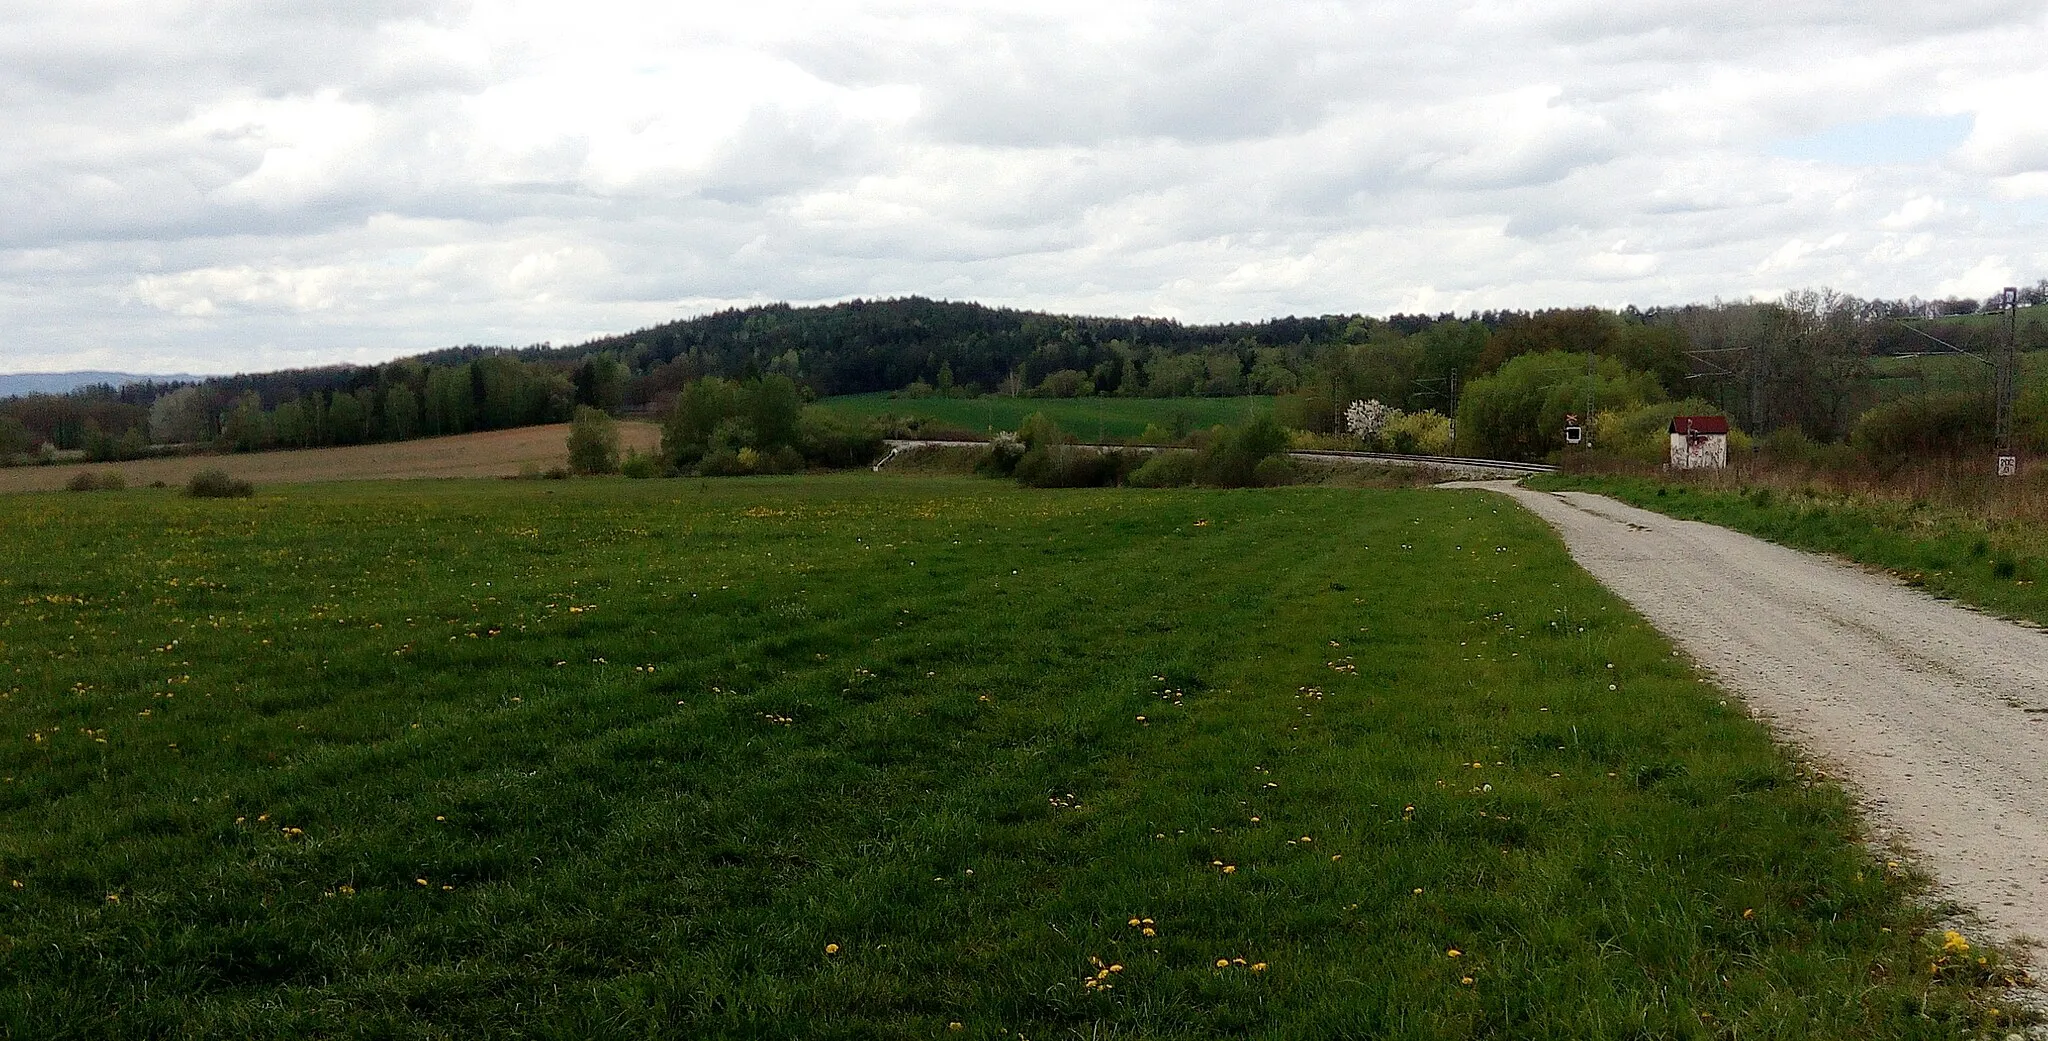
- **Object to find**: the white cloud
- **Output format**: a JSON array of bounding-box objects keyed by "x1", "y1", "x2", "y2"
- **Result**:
[
  {"x1": 1, "y1": 0, "x2": 2047, "y2": 373},
  {"x1": 1878, "y1": 196, "x2": 1948, "y2": 230},
  {"x1": 1935, "y1": 256, "x2": 2015, "y2": 299}
]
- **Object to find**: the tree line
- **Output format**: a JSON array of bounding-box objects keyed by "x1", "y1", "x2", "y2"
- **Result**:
[{"x1": 3, "y1": 285, "x2": 2044, "y2": 466}]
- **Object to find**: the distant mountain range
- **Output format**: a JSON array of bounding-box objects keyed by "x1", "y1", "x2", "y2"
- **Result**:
[{"x1": 0, "y1": 371, "x2": 210, "y2": 398}]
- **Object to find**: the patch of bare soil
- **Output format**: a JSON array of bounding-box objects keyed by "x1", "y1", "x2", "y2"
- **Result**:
[
  {"x1": 1455, "y1": 480, "x2": 2048, "y2": 960},
  {"x1": 0, "y1": 422, "x2": 662, "y2": 493}
]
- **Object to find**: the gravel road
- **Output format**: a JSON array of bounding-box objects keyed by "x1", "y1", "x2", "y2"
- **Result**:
[{"x1": 1460, "y1": 480, "x2": 2048, "y2": 950}]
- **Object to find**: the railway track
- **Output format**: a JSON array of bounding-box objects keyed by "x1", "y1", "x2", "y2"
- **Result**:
[{"x1": 876, "y1": 439, "x2": 1554, "y2": 479}]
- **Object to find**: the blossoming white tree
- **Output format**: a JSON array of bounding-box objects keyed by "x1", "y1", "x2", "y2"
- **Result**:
[{"x1": 1344, "y1": 399, "x2": 1388, "y2": 442}]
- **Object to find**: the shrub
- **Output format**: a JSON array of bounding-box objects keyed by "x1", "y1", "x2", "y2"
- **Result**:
[
  {"x1": 1128, "y1": 450, "x2": 1198, "y2": 488},
  {"x1": 1016, "y1": 412, "x2": 1070, "y2": 450},
  {"x1": 1383, "y1": 410, "x2": 1452, "y2": 454},
  {"x1": 977, "y1": 432, "x2": 1026, "y2": 477},
  {"x1": 1195, "y1": 413, "x2": 1289, "y2": 487},
  {"x1": 187, "y1": 469, "x2": 253, "y2": 498},
  {"x1": 700, "y1": 448, "x2": 749, "y2": 477},
  {"x1": 566, "y1": 406, "x2": 621, "y2": 475},
  {"x1": 619, "y1": 451, "x2": 660, "y2": 479},
  {"x1": 1252, "y1": 455, "x2": 1296, "y2": 487},
  {"x1": 797, "y1": 410, "x2": 885, "y2": 468},
  {"x1": 1014, "y1": 446, "x2": 1132, "y2": 488},
  {"x1": 1852, "y1": 392, "x2": 1992, "y2": 459},
  {"x1": 66, "y1": 471, "x2": 101, "y2": 492}
]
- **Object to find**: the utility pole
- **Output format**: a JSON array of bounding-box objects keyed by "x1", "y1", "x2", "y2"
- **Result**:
[
  {"x1": 1447, "y1": 370, "x2": 1459, "y2": 456},
  {"x1": 1998, "y1": 286, "x2": 2020, "y2": 476},
  {"x1": 1894, "y1": 296, "x2": 2020, "y2": 476},
  {"x1": 1584, "y1": 348, "x2": 1596, "y2": 448}
]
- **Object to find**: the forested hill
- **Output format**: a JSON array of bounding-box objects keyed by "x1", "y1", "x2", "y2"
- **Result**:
[{"x1": 434, "y1": 296, "x2": 1397, "y2": 400}]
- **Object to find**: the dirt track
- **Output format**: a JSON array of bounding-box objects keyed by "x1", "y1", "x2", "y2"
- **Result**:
[{"x1": 1462, "y1": 480, "x2": 2048, "y2": 950}]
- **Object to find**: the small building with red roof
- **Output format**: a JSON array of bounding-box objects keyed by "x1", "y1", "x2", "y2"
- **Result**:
[{"x1": 1669, "y1": 415, "x2": 1729, "y2": 469}]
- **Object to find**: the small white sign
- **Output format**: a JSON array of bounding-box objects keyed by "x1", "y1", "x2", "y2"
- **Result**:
[
  {"x1": 1998, "y1": 455, "x2": 2018, "y2": 477},
  {"x1": 1564, "y1": 425, "x2": 1583, "y2": 445}
]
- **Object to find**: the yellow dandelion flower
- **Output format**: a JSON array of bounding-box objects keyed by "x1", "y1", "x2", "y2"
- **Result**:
[
  {"x1": 1446, "y1": 948, "x2": 1461, "y2": 958},
  {"x1": 1216, "y1": 959, "x2": 1230, "y2": 968},
  {"x1": 416, "y1": 878, "x2": 429, "y2": 886},
  {"x1": 1943, "y1": 930, "x2": 1970, "y2": 954},
  {"x1": 1141, "y1": 927, "x2": 1156, "y2": 937},
  {"x1": 1222, "y1": 865, "x2": 1237, "y2": 874},
  {"x1": 825, "y1": 943, "x2": 839, "y2": 955},
  {"x1": 1251, "y1": 962, "x2": 1267, "y2": 972},
  {"x1": 1460, "y1": 976, "x2": 1475, "y2": 985},
  {"x1": 1128, "y1": 918, "x2": 1141, "y2": 926}
]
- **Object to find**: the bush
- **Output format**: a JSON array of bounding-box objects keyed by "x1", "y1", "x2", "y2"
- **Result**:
[
  {"x1": 187, "y1": 469, "x2": 253, "y2": 498},
  {"x1": 700, "y1": 448, "x2": 749, "y2": 477},
  {"x1": 619, "y1": 451, "x2": 660, "y2": 479},
  {"x1": 1013, "y1": 446, "x2": 1132, "y2": 488},
  {"x1": 976, "y1": 432, "x2": 1026, "y2": 477},
  {"x1": 1383, "y1": 410, "x2": 1452, "y2": 454},
  {"x1": 1852, "y1": 392, "x2": 1992, "y2": 459},
  {"x1": 566, "y1": 406, "x2": 621, "y2": 475},
  {"x1": 1252, "y1": 455, "x2": 1296, "y2": 487},
  {"x1": 66, "y1": 471, "x2": 103, "y2": 492},
  {"x1": 797, "y1": 410, "x2": 886, "y2": 468},
  {"x1": 1195, "y1": 413, "x2": 1289, "y2": 487},
  {"x1": 1128, "y1": 450, "x2": 1198, "y2": 488},
  {"x1": 1017, "y1": 412, "x2": 1071, "y2": 450}
]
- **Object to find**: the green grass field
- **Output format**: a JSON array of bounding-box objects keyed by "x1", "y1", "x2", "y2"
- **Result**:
[
  {"x1": 812, "y1": 392, "x2": 1273, "y2": 440},
  {"x1": 1869, "y1": 351, "x2": 2048, "y2": 401},
  {"x1": 0, "y1": 476, "x2": 2019, "y2": 1038}
]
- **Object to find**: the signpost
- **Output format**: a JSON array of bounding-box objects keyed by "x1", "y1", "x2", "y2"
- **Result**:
[{"x1": 1563, "y1": 413, "x2": 1582, "y2": 445}]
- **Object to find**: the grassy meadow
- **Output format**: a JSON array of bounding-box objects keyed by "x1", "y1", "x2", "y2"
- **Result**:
[
  {"x1": 1869, "y1": 350, "x2": 2048, "y2": 402},
  {"x1": 812, "y1": 392, "x2": 1272, "y2": 440},
  {"x1": 0, "y1": 475, "x2": 2022, "y2": 1038}
]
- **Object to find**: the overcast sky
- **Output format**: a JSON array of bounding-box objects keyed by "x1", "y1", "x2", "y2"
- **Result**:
[{"x1": 3, "y1": 0, "x2": 2045, "y2": 375}]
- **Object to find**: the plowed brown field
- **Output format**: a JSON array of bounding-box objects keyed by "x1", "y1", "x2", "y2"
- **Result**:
[{"x1": 0, "y1": 422, "x2": 662, "y2": 493}]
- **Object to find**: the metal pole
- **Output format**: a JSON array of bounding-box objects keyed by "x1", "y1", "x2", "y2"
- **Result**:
[
  {"x1": 1448, "y1": 371, "x2": 1459, "y2": 456},
  {"x1": 1585, "y1": 348, "x2": 1595, "y2": 448},
  {"x1": 1999, "y1": 286, "x2": 2019, "y2": 475}
]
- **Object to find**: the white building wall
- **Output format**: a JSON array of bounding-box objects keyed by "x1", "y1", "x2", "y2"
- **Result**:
[{"x1": 1669, "y1": 432, "x2": 1728, "y2": 469}]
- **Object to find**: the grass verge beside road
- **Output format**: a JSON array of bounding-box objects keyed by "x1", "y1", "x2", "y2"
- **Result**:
[
  {"x1": 0, "y1": 476, "x2": 2025, "y2": 1037},
  {"x1": 1530, "y1": 471, "x2": 2048, "y2": 628}
]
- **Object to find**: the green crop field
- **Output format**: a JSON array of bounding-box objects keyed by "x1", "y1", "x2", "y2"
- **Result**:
[
  {"x1": 812, "y1": 392, "x2": 1272, "y2": 440},
  {"x1": 1869, "y1": 350, "x2": 2048, "y2": 401},
  {"x1": 0, "y1": 476, "x2": 2017, "y2": 1038}
]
